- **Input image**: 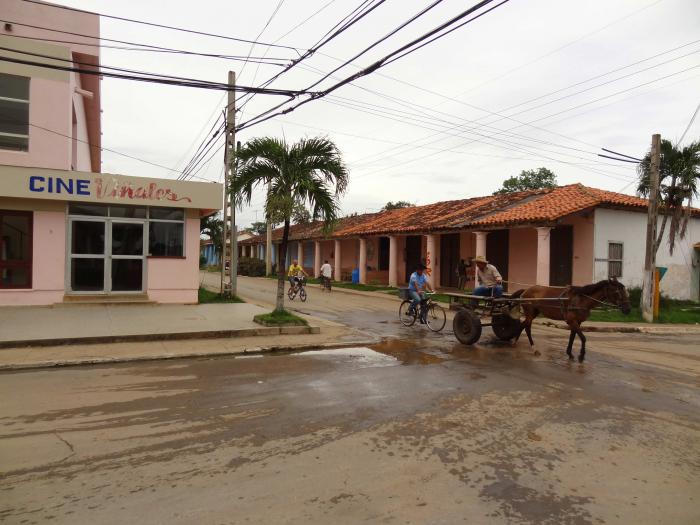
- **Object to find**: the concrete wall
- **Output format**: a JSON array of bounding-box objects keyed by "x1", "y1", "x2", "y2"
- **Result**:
[
  {"x1": 0, "y1": 198, "x2": 65, "y2": 305},
  {"x1": 507, "y1": 228, "x2": 537, "y2": 292},
  {"x1": 147, "y1": 210, "x2": 199, "y2": 304},
  {"x1": 594, "y1": 208, "x2": 700, "y2": 300}
]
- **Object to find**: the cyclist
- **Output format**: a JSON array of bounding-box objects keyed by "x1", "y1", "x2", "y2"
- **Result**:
[
  {"x1": 408, "y1": 262, "x2": 434, "y2": 324},
  {"x1": 287, "y1": 259, "x2": 308, "y2": 291}
]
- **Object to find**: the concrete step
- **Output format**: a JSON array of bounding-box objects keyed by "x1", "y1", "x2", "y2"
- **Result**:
[{"x1": 61, "y1": 294, "x2": 154, "y2": 305}]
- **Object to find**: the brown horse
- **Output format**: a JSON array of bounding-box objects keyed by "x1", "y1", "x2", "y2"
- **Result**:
[{"x1": 511, "y1": 278, "x2": 631, "y2": 363}]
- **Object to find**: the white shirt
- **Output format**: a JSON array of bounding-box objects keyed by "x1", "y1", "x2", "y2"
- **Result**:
[
  {"x1": 477, "y1": 264, "x2": 502, "y2": 287},
  {"x1": 320, "y1": 263, "x2": 332, "y2": 278}
]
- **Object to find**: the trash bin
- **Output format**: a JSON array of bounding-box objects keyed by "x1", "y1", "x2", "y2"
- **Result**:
[{"x1": 351, "y1": 268, "x2": 360, "y2": 284}]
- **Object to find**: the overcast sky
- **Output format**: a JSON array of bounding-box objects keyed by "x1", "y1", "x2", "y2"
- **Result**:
[{"x1": 50, "y1": 0, "x2": 700, "y2": 228}]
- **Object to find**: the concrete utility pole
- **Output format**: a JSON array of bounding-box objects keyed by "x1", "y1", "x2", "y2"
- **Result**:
[
  {"x1": 221, "y1": 71, "x2": 237, "y2": 297},
  {"x1": 265, "y1": 220, "x2": 272, "y2": 276},
  {"x1": 641, "y1": 133, "x2": 661, "y2": 322}
]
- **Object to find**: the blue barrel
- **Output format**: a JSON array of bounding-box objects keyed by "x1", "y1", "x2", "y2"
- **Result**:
[{"x1": 351, "y1": 268, "x2": 360, "y2": 284}]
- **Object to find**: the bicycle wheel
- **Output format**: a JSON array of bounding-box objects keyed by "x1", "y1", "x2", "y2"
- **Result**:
[
  {"x1": 426, "y1": 303, "x2": 446, "y2": 332},
  {"x1": 399, "y1": 300, "x2": 417, "y2": 326},
  {"x1": 287, "y1": 287, "x2": 295, "y2": 300},
  {"x1": 299, "y1": 288, "x2": 307, "y2": 302}
]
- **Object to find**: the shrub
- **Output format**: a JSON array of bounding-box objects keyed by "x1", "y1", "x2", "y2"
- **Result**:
[{"x1": 237, "y1": 257, "x2": 266, "y2": 277}]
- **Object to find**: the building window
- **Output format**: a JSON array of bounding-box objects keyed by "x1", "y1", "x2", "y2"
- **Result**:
[
  {"x1": 608, "y1": 242, "x2": 623, "y2": 278},
  {"x1": 149, "y1": 207, "x2": 184, "y2": 257},
  {"x1": 0, "y1": 210, "x2": 33, "y2": 289},
  {"x1": 0, "y1": 73, "x2": 30, "y2": 152}
]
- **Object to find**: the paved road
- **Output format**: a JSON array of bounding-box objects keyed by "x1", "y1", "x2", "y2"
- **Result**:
[{"x1": 2, "y1": 332, "x2": 699, "y2": 522}]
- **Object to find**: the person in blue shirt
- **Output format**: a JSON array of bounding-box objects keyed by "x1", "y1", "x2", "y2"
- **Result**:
[{"x1": 408, "y1": 262, "x2": 434, "y2": 323}]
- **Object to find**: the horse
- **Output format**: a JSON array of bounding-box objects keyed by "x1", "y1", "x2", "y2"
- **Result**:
[{"x1": 510, "y1": 278, "x2": 631, "y2": 363}]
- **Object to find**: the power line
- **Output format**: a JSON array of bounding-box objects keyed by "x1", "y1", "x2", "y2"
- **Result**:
[
  {"x1": 0, "y1": 55, "x2": 312, "y2": 95},
  {"x1": 18, "y1": 0, "x2": 303, "y2": 52},
  {"x1": 237, "y1": 0, "x2": 510, "y2": 131},
  {"x1": 677, "y1": 102, "x2": 700, "y2": 146},
  {"x1": 0, "y1": 31, "x2": 291, "y2": 65}
]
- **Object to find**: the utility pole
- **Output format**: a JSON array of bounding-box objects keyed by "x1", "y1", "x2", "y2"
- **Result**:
[
  {"x1": 221, "y1": 71, "x2": 236, "y2": 297},
  {"x1": 641, "y1": 133, "x2": 661, "y2": 322}
]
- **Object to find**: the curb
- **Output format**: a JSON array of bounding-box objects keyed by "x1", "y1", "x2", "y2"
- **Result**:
[
  {"x1": 0, "y1": 325, "x2": 321, "y2": 350},
  {"x1": 0, "y1": 339, "x2": 380, "y2": 371},
  {"x1": 537, "y1": 320, "x2": 700, "y2": 334}
]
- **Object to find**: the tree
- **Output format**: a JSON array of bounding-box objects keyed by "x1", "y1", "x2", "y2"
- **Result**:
[
  {"x1": 637, "y1": 139, "x2": 700, "y2": 255},
  {"x1": 493, "y1": 167, "x2": 557, "y2": 195},
  {"x1": 245, "y1": 221, "x2": 268, "y2": 235},
  {"x1": 292, "y1": 203, "x2": 312, "y2": 224},
  {"x1": 200, "y1": 214, "x2": 223, "y2": 261},
  {"x1": 233, "y1": 137, "x2": 348, "y2": 312},
  {"x1": 381, "y1": 200, "x2": 414, "y2": 211}
]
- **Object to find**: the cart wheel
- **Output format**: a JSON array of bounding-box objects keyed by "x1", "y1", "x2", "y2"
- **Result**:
[
  {"x1": 491, "y1": 314, "x2": 521, "y2": 341},
  {"x1": 453, "y1": 308, "x2": 482, "y2": 345},
  {"x1": 399, "y1": 300, "x2": 417, "y2": 326},
  {"x1": 299, "y1": 288, "x2": 307, "y2": 302}
]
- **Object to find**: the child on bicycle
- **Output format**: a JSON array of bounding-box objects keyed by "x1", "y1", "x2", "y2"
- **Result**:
[{"x1": 408, "y1": 262, "x2": 434, "y2": 324}]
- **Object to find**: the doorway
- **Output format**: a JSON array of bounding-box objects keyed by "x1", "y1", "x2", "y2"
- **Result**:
[
  {"x1": 549, "y1": 225, "x2": 573, "y2": 286},
  {"x1": 69, "y1": 218, "x2": 146, "y2": 293},
  {"x1": 404, "y1": 235, "x2": 422, "y2": 282},
  {"x1": 440, "y1": 233, "x2": 460, "y2": 288},
  {"x1": 486, "y1": 229, "x2": 509, "y2": 282}
]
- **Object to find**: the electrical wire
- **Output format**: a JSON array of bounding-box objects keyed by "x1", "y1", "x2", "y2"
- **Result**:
[
  {"x1": 18, "y1": 0, "x2": 303, "y2": 52},
  {"x1": 676, "y1": 102, "x2": 700, "y2": 146},
  {"x1": 0, "y1": 55, "x2": 312, "y2": 95}
]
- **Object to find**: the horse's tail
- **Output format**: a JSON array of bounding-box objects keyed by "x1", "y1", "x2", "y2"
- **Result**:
[{"x1": 510, "y1": 288, "x2": 525, "y2": 299}]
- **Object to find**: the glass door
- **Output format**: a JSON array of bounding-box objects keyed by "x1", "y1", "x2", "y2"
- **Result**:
[
  {"x1": 68, "y1": 218, "x2": 145, "y2": 293},
  {"x1": 110, "y1": 221, "x2": 145, "y2": 292},
  {"x1": 70, "y1": 219, "x2": 106, "y2": 292}
]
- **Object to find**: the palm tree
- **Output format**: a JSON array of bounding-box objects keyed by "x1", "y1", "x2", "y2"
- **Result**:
[
  {"x1": 233, "y1": 137, "x2": 348, "y2": 312},
  {"x1": 637, "y1": 139, "x2": 699, "y2": 255},
  {"x1": 200, "y1": 214, "x2": 224, "y2": 264}
]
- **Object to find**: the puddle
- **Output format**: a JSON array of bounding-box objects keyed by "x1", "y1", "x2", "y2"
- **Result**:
[
  {"x1": 370, "y1": 339, "x2": 449, "y2": 365},
  {"x1": 291, "y1": 347, "x2": 398, "y2": 368}
]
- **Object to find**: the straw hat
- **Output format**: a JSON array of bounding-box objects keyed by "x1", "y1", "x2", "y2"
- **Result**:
[{"x1": 473, "y1": 255, "x2": 488, "y2": 264}]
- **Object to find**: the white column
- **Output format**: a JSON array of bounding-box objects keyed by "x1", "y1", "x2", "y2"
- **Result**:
[
  {"x1": 359, "y1": 238, "x2": 367, "y2": 284},
  {"x1": 297, "y1": 241, "x2": 304, "y2": 267},
  {"x1": 536, "y1": 227, "x2": 551, "y2": 286},
  {"x1": 474, "y1": 231, "x2": 488, "y2": 283},
  {"x1": 334, "y1": 240, "x2": 342, "y2": 281},
  {"x1": 388, "y1": 236, "x2": 399, "y2": 287},
  {"x1": 314, "y1": 241, "x2": 321, "y2": 278},
  {"x1": 426, "y1": 234, "x2": 440, "y2": 288}
]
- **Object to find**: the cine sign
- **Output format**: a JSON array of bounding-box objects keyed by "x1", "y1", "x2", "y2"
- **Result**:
[{"x1": 29, "y1": 176, "x2": 90, "y2": 196}]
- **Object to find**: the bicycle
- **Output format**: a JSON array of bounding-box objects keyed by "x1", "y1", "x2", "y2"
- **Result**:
[
  {"x1": 398, "y1": 291, "x2": 446, "y2": 332},
  {"x1": 320, "y1": 276, "x2": 332, "y2": 293},
  {"x1": 287, "y1": 276, "x2": 307, "y2": 302}
]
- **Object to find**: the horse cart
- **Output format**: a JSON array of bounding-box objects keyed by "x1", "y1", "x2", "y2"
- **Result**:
[{"x1": 444, "y1": 291, "x2": 564, "y2": 345}]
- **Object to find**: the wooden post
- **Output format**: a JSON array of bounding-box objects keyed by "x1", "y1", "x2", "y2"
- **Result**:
[
  {"x1": 641, "y1": 134, "x2": 660, "y2": 322},
  {"x1": 653, "y1": 268, "x2": 660, "y2": 320}
]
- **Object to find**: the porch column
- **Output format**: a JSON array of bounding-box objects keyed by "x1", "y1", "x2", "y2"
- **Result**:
[
  {"x1": 314, "y1": 241, "x2": 321, "y2": 278},
  {"x1": 473, "y1": 231, "x2": 488, "y2": 283},
  {"x1": 388, "y1": 236, "x2": 399, "y2": 287},
  {"x1": 425, "y1": 234, "x2": 440, "y2": 288},
  {"x1": 297, "y1": 241, "x2": 304, "y2": 266},
  {"x1": 359, "y1": 238, "x2": 367, "y2": 284},
  {"x1": 334, "y1": 240, "x2": 342, "y2": 281},
  {"x1": 536, "y1": 227, "x2": 551, "y2": 286}
]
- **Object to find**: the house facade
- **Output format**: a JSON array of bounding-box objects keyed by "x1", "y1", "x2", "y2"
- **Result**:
[
  {"x1": 241, "y1": 185, "x2": 700, "y2": 301},
  {"x1": 0, "y1": 1, "x2": 222, "y2": 305}
]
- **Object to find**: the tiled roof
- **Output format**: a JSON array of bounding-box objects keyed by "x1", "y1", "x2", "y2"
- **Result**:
[{"x1": 238, "y1": 184, "x2": 691, "y2": 243}]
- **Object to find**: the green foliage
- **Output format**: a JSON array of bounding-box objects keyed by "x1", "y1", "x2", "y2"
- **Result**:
[
  {"x1": 199, "y1": 255, "x2": 207, "y2": 268},
  {"x1": 253, "y1": 309, "x2": 308, "y2": 326},
  {"x1": 200, "y1": 214, "x2": 223, "y2": 258},
  {"x1": 637, "y1": 139, "x2": 700, "y2": 255},
  {"x1": 198, "y1": 287, "x2": 244, "y2": 303},
  {"x1": 237, "y1": 257, "x2": 266, "y2": 277},
  {"x1": 292, "y1": 203, "x2": 312, "y2": 224},
  {"x1": 381, "y1": 201, "x2": 414, "y2": 211},
  {"x1": 493, "y1": 167, "x2": 557, "y2": 195},
  {"x1": 245, "y1": 221, "x2": 268, "y2": 235}
]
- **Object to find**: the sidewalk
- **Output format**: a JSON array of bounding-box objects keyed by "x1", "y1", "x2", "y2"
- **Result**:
[{"x1": 0, "y1": 303, "x2": 321, "y2": 349}]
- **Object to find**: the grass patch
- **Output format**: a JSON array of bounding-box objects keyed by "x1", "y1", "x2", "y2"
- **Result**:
[
  {"x1": 588, "y1": 297, "x2": 700, "y2": 324},
  {"x1": 198, "y1": 287, "x2": 244, "y2": 304},
  {"x1": 253, "y1": 309, "x2": 308, "y2": 326}
]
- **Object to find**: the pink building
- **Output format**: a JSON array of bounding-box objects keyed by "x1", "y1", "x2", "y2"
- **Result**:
[{"x1": 0, "y1": 1, "x2": 222, "y2": 305}]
